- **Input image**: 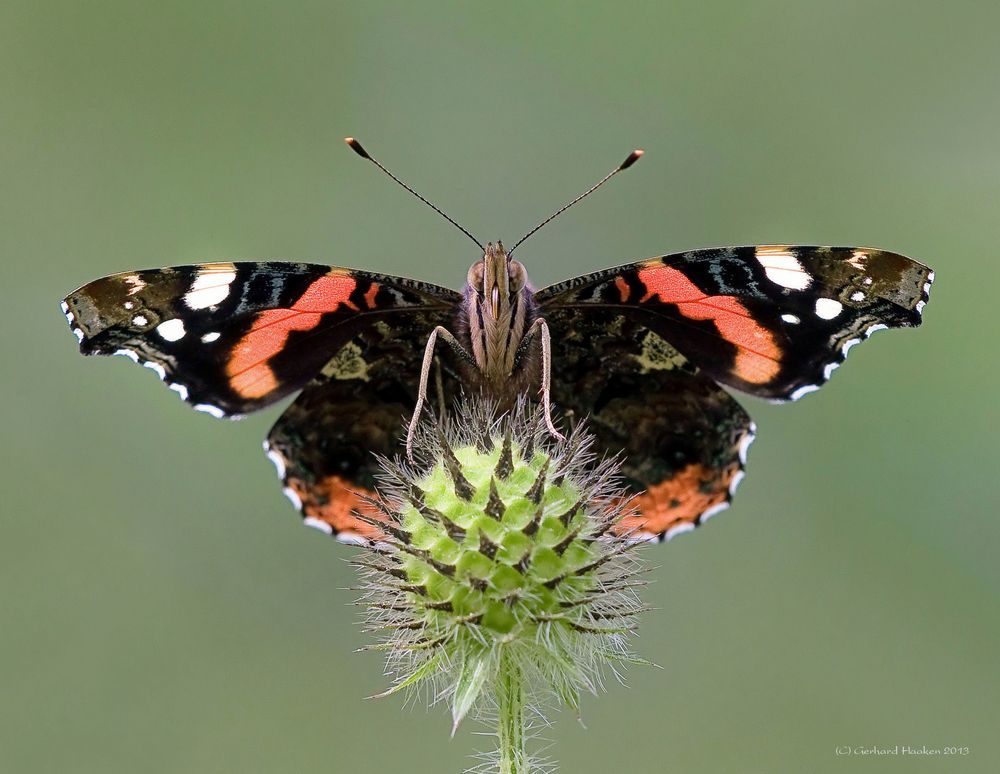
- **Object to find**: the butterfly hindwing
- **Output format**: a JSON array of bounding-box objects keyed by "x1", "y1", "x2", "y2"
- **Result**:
[
  {"x1": 63, "y1": 262, "x2": 460, "y2": 417},
  {"x1": 546, "y1": 307, "x2": 755, "y2": 541},
  {"x1": 538, "y1": 246, "x2": 933, "y2": 401},
  {"x1": 264, "y1": 310, "x2": 461, "y2": 542}
]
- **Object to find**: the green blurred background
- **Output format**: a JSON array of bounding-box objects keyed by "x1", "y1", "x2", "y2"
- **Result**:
[{"x1": 2, "y1": 2, "x2": 997, "y2": 772}]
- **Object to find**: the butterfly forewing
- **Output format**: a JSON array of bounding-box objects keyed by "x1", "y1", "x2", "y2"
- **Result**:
[
  {"x1": 538, "y1": 245, "x2": 933, "y2": 401},
  {"x1": 63, "y1": 262, "x2": 460, "y2": 417}
]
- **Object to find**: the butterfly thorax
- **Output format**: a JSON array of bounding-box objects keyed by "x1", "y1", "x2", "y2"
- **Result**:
[{"x1": 461, "y1": 242, "x2": 538, "y2": 389}]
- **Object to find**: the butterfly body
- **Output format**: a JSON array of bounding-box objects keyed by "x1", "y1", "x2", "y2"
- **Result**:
[
  {"x1": 406, "y1": 241, "x2": 559, "y2": 455},
  {"x1": 453, "y1": 242, "x2": 539, "y2": 398}
]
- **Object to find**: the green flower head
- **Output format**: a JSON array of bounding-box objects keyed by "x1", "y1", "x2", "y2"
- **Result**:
[{"x1": 351, "y1": 401, "x2": 649, "y2": 751}]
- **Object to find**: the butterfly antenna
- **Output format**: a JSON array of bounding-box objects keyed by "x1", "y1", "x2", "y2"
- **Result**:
[
  {"x1": 507, "y1": 149, "x2": 644, "y2": 256},
  {"x1": 345, "y1": 137, "x2": 484, "y2": 252}
]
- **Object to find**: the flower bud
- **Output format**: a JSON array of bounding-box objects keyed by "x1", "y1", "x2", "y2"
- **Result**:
[{"x1": 351, "y1": 401, "x2": 648, "y2": 735}]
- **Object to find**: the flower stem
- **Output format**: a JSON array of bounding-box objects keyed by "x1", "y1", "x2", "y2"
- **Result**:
[{"x1": 497, "y1": 649, "x2": 526, "y2": 774}]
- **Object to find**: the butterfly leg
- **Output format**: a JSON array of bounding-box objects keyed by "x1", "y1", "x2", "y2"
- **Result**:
[
  {"x1": 407, "y1": 325, "x2": 474, "y2": 461},
  {"x1": 523, "y1": 316, "x2": 565, "y2": 443},
  {"x1": 433, "y1": 358, "x2": 446, "y2": 418}
]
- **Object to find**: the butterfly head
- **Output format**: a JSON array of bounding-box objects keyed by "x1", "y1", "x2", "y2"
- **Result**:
[{"x1": 468, "y1": 241, "x2": 528, "y2": 322}]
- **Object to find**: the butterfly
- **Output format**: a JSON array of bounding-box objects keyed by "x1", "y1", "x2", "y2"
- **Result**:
[{"x1": 62, "y1": 138, "x2": 933, "y2": 543}]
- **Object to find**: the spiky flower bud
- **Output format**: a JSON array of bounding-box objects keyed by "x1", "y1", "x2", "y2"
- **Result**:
[{"x1": 351, "y1": 401, "x2": 648, "y2": 770}]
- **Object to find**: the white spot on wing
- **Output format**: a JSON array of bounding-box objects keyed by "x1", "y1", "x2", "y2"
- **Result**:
[
  {"x1": 124, "y1": 301, "x2": 134, "y2": 310},
  {"x1": 155, "y1": 318, "x2": 186, "y2": 341},
  {"x1": 780, "y1": 313, "x2": 800, "y2": 324},
  {"x1": 142, "y1": 360, "x2": 166, "y2": 380},
  {"x1": 185, "y1": 263, "x2": 237, "y2": 310},
  {"x1": 790, "y1": 383, "x2": 821, "y2": 401},
  {"x1": 701, "y1": 501, "x2": 730, "y2": 522},
  {"x1": 303, "y1": 517, "x2": 332, "y2": 534},
  {"x1": 72, "y1": 327, "x2": 84, "y2": 342},
  {"x1": 728, "y1": 469, "x2": 746, "y2": 495},
  {"x1": 169, "y1": 382, "x2": 189, "y2": 401},
  {"x1": 915, "y1": 300, "x2": 926, "y2": 313},
  {"x1": 814, "y1": 298, "x2": 843, "y2": 320},
  {"x1": 132, "y1": 314, "x2": 148, "y2": 327},
  {"x1": 738, "y1": 424, "x2": 757, "y2": 465},
  {"x1": 841, "y1": 337, "x2": 862, "y2": 356},
  {"x1": 193, "y1": 403, "x2": 226, "y2": 418},
  {"x1": 755, "y1": 247, "x2": 812, "y2": 290},
  {"x1": 823, "y1": 360, "x2": 841, "y2": 380},
  {"x1": 664, "y1": 522, "x2": 696, "y2": 541},
  {"x1": 201, "y1": 331, "x2": 221, "y2": 343},
  {"x1": 850, "y1": 291, "x2": 865, "y2": 302},
  {"x1": 283, "y1": 487, "x2": 303, "y2": 510},
  {"x1": 113, "y1": 348, "x2": 140, "y2": 363},
  {"x1": 864, "y1": 323, "x2": 888, "y2": 338},
  {"x1": 60, "y1": 301, "x2": 69, "y2": 314},
  {"x1": 265, "y1": 444, "x2": 287, "y2": 480}
]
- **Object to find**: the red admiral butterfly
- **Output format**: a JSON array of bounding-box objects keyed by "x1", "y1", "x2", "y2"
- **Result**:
[{"x1": 62, "y1": 139, "x2": 933, "y2": 543}]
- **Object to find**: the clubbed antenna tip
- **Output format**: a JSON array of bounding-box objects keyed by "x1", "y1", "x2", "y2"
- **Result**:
[
  {"x1": 344, "y1": 136, "x2": 371, "y2": 159},
  {"x1": 620, "y1": 148, "x2": 644, "y2": 170}
]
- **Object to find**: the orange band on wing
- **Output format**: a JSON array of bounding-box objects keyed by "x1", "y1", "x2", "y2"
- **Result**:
[
  {"x1": 227, "y1": 273, "x2": 357, "y2": 399},
  {"x1": 614, "y1": 275, "x2": 631, "y2": 302},
  {"x1": 637, "y1": 264, "x2": 781, "y2": 383},
  {"x1": 616, "y1": 463, "x2": 731, "y2": 537},
  {"x1": 287, "y1": 473, "x2": 386, "y2": 540}
]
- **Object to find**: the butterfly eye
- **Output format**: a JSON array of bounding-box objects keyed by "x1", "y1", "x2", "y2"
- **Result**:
[
  {"x1": 508, "y1": 261, "x2": 527, "y2": 292},
  {"x1": 467, "y1": 262, "x2": 485, "y2": 293}
]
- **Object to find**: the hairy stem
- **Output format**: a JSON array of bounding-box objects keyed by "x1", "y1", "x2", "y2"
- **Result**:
[{"x1": 497, "y1": 649, "x2": 526, "y2": 774}]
